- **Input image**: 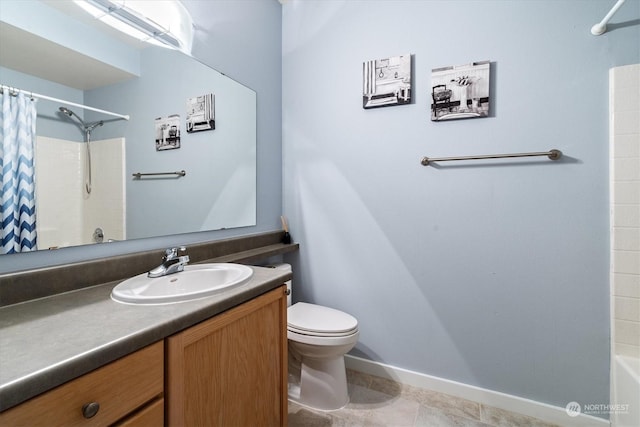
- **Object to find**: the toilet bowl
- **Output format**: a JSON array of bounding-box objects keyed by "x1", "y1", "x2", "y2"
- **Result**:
[
  {"x1": 268, "y1": 264, "x2": 359, "y2": 411},
  {"x1": 287, "y1": 302, "x2": 359, "y2": 411}
]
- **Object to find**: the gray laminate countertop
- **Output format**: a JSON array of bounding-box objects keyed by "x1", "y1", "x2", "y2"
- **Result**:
[{"x1": 0, "y1": 265, "x2": 290, "y2": 412}]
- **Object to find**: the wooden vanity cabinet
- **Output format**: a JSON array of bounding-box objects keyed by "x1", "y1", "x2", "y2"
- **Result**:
[
  {"x1": 0, "y1": 342, "x2": 164, "y2": 427},
  {"x1": 166, "y1": 286, "x2": 288, "y2": 427},
  {"x1": 0, "y1": 286, "x2": 287, "y2": 427}
]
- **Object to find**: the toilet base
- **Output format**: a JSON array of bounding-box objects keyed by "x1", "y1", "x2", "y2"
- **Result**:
[{"x1": 288, "y1": 354, "x2": 349, "y2": 411}]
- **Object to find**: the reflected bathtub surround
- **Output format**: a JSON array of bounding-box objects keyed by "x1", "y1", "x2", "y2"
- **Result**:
[
  {"x1": 34, "y1": 136, "x2": 125, "y2": 250},
  {"x1": 431, "y1": 61, "x2": 490, "y2": 121}
]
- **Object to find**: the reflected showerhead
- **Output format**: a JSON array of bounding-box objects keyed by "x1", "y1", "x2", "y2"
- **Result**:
[
  {"x1": 59, "y1": 106, "x2": 85, "y2": 126},
  {"x1": 58, "y1": 106, "x2": 101, "y2": 132},
  {"x1": 86, "y1": 121, "x2": 104, "y2": 132},
  {"x1": 59, "y1": 106, "x2": 73, "y2": 116}
]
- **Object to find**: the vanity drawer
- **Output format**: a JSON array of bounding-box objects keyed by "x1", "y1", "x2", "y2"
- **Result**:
[
  {"x1": 0, "y1": 341, "x2": 163, "y2": 426},
  {"x1": 114, "y1": 397, "x2": 164, "y2": 427}
]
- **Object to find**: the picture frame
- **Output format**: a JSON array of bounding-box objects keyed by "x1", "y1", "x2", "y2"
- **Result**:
[
  {"x1": 363, "y1": 54, "x2": 412, "y2": 109},
  {"x1": 186, "y1": 93, "x2": 215, "y2": 133},
  {"x1": 155, "y1": 115, "x2": 181, "y2": 151},
  {"x1": 431, "y1": 60, "x2": 490, "y2": 121}
]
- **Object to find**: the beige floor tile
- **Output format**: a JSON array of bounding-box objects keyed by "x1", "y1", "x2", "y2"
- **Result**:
[
  {"x1": 480, "y1": 405, "x2": 561, "y2": 427},
  {"x1": 360, "y1": 396, "x2": 420, "y2": 426},
  {"x1": 347, "y1": 369, "x2": 373, "y2": 389},
  {"x1": 348, "y1": 384, "x2": 418, "y2": 425},
  {"x1": 403, "y1": 386, "x2": 482, "y2": 421},
  {"x1": 288, "y1": 371, "x2": 561, "y2": 427},
  {"x1": 415, "y1": 405, "x2": 493, "y2": 427},
  {"x1": 288, "y1": 404, "x2": 333, "y2": 427},
  {"x1": 289, "y1": 400, "x2": 367, "y2": 427},
  {"x1": 368, "y1": 374, "x2": 404, "y2": 397}
]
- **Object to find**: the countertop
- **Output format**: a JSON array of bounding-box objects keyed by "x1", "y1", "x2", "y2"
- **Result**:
[{"x1": 0, "y1": 265, "x2": 291, "y2": 412}]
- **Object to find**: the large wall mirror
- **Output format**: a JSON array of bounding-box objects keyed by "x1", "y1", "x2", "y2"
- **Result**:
[{"x1": 0, "y1": 0, "x2": 257, "y2": 254}]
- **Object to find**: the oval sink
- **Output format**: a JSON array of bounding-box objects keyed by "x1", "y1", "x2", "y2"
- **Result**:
[{"x1": 111, "y1": 263, "x2": 253, "y2": 305}]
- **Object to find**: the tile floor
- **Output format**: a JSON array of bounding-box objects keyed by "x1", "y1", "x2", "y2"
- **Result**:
[{"x1": 288, "y1": 370, "x2": 562, "y2": 427}]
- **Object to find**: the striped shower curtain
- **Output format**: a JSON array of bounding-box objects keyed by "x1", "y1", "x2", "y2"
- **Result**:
[{"x1": 0, "y1": 91, "x2": 37, "y2": 253}]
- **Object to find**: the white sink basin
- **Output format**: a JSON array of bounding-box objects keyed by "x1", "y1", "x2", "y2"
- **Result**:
[{"x1": 111, "y1": 263, "x2": 253, "y2": 305}]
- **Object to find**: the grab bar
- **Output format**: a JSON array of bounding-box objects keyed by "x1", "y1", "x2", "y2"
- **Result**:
[
  {"x1": 132, "y1": 170, "x2": 186, "y2": 178},
  {"x1": 420, "y1": 149, "x2": 562, "y2": 166}
]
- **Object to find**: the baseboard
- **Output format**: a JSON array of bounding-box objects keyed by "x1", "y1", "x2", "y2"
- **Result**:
[{"x1": 345, "y1": 355, "x2": 610, "y2": 427}]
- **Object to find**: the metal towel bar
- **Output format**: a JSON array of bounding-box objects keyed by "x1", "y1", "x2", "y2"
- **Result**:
[
  {"x1": 132, "y1": 170, "x2": 186, "y2": 178},
  {"x1": 421, "y1": 149, "x2": 562, "y2": 166}
]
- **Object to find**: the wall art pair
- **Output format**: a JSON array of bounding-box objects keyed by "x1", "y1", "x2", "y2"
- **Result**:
[
  {"x1": 362, "y1": 55, "x2": 490, "y2": 121},
  {"x1": 155, "y1": 93, "x2": 216, "y2": 151}
]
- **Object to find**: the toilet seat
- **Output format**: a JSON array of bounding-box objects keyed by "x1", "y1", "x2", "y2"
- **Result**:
[
  {"x1": 288, "y1": 325, "x2": 357, "y2": 337},
  {"x1": 288, "y1": 302, "x2": 358, "y2": 336},
  {"x1": 287, "y1": 327, "x2": 359, "y2": 347}
]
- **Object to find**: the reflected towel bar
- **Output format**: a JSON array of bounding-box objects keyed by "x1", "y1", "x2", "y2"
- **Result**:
[
  {"x1": 420, "y1": 149, "x2": 562, "y2": 166},
  {"x1": 132, "y1": 170, "x2": 186, "y2": 178}
]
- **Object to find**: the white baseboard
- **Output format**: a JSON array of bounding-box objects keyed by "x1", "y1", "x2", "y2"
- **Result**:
[{"x1": 345, "y1": 355, "x2": 610, "y2": 427}]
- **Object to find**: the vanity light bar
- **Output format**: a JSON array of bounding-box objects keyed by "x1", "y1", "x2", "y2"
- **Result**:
[{"x1": 83, "y1": 0, "x2": 182, "y2": 49}]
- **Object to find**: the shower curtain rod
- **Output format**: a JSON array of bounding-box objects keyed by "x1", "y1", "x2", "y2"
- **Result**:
[
  {"x1": 591, "y1": 0, "x2": 626, "y2": 35},
  {"x1": 0, "y1": 84, "x2": 130, "y2": 120}
]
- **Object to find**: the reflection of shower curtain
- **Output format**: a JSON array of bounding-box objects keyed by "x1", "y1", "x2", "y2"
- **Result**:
[{"x1": 0, "y1": 92, "x2": 37, "y2": 253}]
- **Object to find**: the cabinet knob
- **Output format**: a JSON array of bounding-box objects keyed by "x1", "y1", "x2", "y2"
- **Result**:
[
  {"x1": 82, "y1": 402, "x2": 100, "y2": 419},
  {"x1": 284, "y1": 288, "x2": 291, "y2": 295}
]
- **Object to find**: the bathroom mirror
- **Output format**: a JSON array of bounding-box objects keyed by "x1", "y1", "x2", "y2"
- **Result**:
[{"x1": 0, "y1": 0, "x2": 256, "y2": 252}]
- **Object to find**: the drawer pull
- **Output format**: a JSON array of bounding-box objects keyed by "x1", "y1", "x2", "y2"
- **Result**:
[{"x1": 82, "y1": 402, "x2": 100, "y2": 419}]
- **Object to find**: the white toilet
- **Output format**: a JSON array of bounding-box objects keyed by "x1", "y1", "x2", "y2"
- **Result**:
[{"x1": 271, "y1": 264, "x2": 359, "y2": 411}]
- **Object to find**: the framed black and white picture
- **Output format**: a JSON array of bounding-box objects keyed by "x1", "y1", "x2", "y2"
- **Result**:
[
  {"x1": 431, "y1": 60, "x2": 490, "y2": 121},
  {"x1": 155, "y1": 115, "x2": 181, "y2": 151},
  {"x1": 363, "y1": 54, "x2": 412, "y2": 109},
  {"x1": 186, "y1": 93, "x2": 215, "y2": 133}
]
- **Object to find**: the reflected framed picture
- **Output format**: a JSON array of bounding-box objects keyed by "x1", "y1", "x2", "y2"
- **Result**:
[
  {"x1": 363, "y1": 54, "x2": 412, "y2": 109},
  {"x1": 431, "y1": 60, "x2": 490, "y2": 121},
  {"x1": 155, "y1": 115, "x2": 181, "y2": 151},
  {"x1": 186, "y1": 93, "x2": 215, "y2": 133}
]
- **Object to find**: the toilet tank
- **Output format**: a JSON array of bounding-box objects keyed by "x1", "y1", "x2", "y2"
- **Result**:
[{"x1": 267, "y1": 263, "x2": 292, "y2": 306}]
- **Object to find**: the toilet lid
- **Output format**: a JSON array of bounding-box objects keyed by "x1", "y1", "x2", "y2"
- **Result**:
[{"x1": 288, "y1": 302, "x2": 358, "y2": 335}]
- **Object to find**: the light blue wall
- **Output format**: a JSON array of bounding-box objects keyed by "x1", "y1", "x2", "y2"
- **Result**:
[
  {"x1": 0, "y1": 0, "x2": 282, "y2": 273},
  {"x1": 282, "y1": 0, "x2": 639, "y2": 414}
]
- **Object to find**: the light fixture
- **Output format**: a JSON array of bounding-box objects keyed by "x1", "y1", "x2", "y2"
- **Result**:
[{"x1": 74, "y1": 0, "x2": 193, "y2": 54}]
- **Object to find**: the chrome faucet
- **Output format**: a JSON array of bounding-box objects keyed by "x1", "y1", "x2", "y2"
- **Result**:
[{"x1": 148, "y1": 247, "x2": 190, "y2": 278}]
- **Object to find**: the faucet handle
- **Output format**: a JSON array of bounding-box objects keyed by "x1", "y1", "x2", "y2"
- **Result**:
[{"x1": 163, "y1": 246, "x2": 187, "y2": 260}]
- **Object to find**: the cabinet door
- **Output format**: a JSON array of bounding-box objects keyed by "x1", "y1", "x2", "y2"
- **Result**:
[
  {"x1": 166, "y1": 286, "x2": 287, "y2": 427},
  {"x1": 0, "y1": 342, "x2": 163, "y2": 427}
]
